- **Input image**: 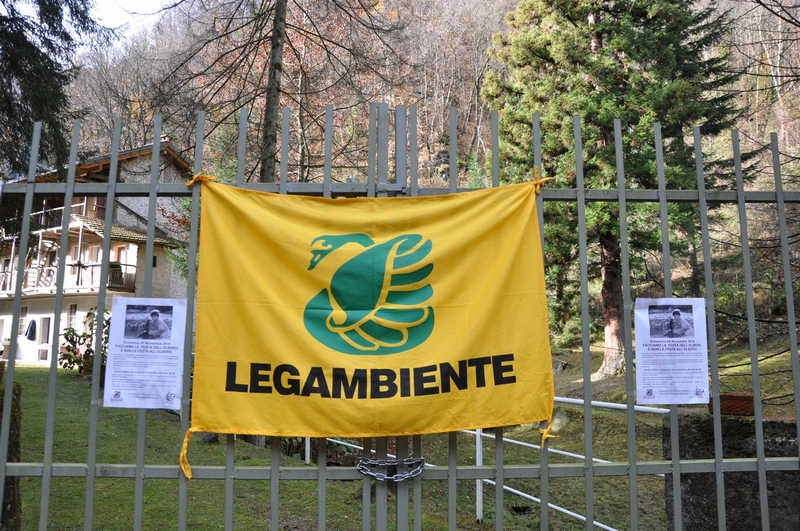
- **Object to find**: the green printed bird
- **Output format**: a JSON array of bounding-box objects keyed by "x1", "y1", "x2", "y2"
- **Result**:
[{"x1": 304, "y1": 233, "x2": 435, "y2": 354}]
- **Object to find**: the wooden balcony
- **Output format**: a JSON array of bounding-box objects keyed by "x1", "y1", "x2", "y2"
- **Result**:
[{"x1": 0, "y1": 262, "x2": 136, "y2": 295}]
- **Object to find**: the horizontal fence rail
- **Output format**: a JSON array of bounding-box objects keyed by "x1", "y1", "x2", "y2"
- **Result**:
[{"x1": 0, "y1": 105, "x2": 798, "y2": 531}]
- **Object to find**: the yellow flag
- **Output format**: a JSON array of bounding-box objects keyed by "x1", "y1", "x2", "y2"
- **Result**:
[{"x1": 181, "y1": 181, "x2": 553, "y2": 477}]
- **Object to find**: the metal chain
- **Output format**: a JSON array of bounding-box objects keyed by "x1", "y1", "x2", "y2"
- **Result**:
[{"x1": 356, "y1": 457, "x2": 425, "y2": 482}]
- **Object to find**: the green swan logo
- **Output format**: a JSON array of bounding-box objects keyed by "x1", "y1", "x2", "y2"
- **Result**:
[{"x1": 303, "y1": 234, "x2": 435, "y2": 355}]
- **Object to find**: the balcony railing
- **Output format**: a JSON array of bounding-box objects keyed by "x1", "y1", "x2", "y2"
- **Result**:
[
  {"x1": 0, "y1": 262, "x2": 136, "y2": 294},
  {"x1": 28, "y1": 202, "x2": 93, "y2": 231}
]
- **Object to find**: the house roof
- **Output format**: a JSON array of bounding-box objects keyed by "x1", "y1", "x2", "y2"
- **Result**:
[
  {"x1": 73, "y1": 215, "x2": 181, "y2": 248},
  {"x1": 37, "y1": 137, "x2": 194, "y2": 182}
]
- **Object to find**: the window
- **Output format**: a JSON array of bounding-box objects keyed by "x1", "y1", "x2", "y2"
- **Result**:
[
  {"x1": 18, "y1": 307, "x2": 28, "y2": 335},
  {"x1": 88, "y1": 245, "x2": 100, "y2": 263},
  {"x1": 69, "y1": 245, "x2": 79, "y2": 275},
  {"x1": 90, "y1": 196, "x2": 106, "y2": 219},
  {"x1": 1, "y1": 259, "x2": 9, "y2": 291},
  {"x1": 40, "y1": 317, "x2": 51, "y2": 345},
  {"x1": 67, "y1": 304, "x2": 77, "y2": 329},
  {"x1": 113, "y1": 245, "x2": 127, "y2": 263}
]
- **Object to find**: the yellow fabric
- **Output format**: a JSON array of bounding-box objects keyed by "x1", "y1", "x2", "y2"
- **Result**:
[{"x1": 181, "y1": 181, "x2": 554, "y2": 478}]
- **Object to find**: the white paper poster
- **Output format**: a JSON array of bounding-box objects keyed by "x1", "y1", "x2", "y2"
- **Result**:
[
  {"x1": 104, "y1": 297, "x2": 187, "y2": 409},
  {"x1": 635, "y1": 298, "x2": 709, "y2": 405}
]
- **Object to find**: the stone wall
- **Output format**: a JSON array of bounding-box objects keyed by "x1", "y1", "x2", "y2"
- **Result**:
[{"x1": 664, "y1": 413, "x2": 799, "y2": 531}]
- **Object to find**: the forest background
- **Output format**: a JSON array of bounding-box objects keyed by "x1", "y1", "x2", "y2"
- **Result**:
[{"x1": 2, "y1": 0, "x2": 799, "y2": 381}]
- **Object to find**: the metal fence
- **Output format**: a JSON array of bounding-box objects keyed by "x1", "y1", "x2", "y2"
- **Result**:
[{"x1": 0, "y1": 105, "x2": 799, "y2": 531}]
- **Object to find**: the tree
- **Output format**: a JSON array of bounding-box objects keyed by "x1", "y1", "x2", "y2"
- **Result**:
[
  {"x1": 483, "y1": 0, "x2": 743, "y2": 378},
  {"x1": 403, "y1": 0, "x2": 515, "y2": 183},
  {"x1": 148, "y1": 0, "x2": 410, "y2": 183},
  {"x1": 0, "y1": 0, "x2": 112, "y2": 177},
  {"x1": 722, "y1": 0, "x2": 800, "y2": 168}
]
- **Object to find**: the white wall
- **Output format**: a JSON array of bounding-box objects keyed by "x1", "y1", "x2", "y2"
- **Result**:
[{"x1": 0, "y1": 293, "x2": 134, "y2": 364}]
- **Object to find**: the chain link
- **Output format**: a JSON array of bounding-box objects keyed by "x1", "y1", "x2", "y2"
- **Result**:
[{"x1": 356, "y1": 457, "x2": 425, "y2": 482}]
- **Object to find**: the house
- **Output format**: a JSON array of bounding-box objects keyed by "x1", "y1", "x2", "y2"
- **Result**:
[{"x1": 0, "y1": 138, "x2": 193, "y2": 363}]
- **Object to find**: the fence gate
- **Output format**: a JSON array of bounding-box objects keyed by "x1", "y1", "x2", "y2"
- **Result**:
[{"x1": 0, "y1": 105, "x2": 799, "y2": 530}]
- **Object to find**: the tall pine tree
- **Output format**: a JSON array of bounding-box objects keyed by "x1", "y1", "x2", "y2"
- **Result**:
[
  {"x1": 0, "y1": 0, "x2": 111, "y2": 177},
  {"x1": 483, "y1": 0, "x2": 741, "y2": 377}
]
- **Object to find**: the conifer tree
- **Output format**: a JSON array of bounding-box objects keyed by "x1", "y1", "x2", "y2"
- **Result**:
[
  {"x1": 0, "y1": 0, "x2": 110, "y2": 177},
  {"x1": 483, "y1": 0, "x2": 742, "y2": 377}
]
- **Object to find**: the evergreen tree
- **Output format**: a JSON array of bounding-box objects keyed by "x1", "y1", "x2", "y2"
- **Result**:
[
  {"x1": 0, "y1": 0, "x2": 111, "y2": 177},
  {"x1": 483, "y1": 0, "x2": 742, "y2": 377}
]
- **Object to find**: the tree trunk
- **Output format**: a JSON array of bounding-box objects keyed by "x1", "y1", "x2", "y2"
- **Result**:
[
  {"x1": 594, "y1": 231, "x2": 625, "y2": 379},
  {"x1": 259, "y1": 0, "x2": 288, "y2": 183}
]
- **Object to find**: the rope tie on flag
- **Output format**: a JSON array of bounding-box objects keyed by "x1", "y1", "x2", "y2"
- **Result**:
[
  {"x1": 540, "y1": 422, "x2": 557, "y2": 444},
  {"x1": 356, "y1": 457, "x2": 426, "y2": 482},
  {"x1": 531, "y1": 166, "x2": 553, "y2": 195},
  {"x1": 186, "y1": 172, "x2": 217, "y2": 187}
]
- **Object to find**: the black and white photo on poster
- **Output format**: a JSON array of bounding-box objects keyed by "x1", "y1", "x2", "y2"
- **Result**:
[{"x1": 123, "y1": 304, "x2": 173, "y2": 340}]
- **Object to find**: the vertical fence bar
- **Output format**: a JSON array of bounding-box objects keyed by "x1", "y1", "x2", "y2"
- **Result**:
[
  {"x1": 84, "y1": 118, "x2": 121, "y2": 530},
  {"x1": 574, "y1": 115, "x2": 595, "y2": 530},
  {"x1": 236, "y1": 107, "x2": 247, "y2": 187},
  {"x1": 413, "y1": 435, "x2": 422, "y2": 531},
  {"x1": 693, "y1": 127, "x2": 726, "y2": 530},
  {"x1": 133, "y1": 116, "x2": 163, "y2": 531},
  {"x1": 533, "y1": 112, "x2": 548, "y2": 531},
  {"x1": 376, "y1": 436, "x2": 389, "y2": 531},
  {"x1": 732, "y1": 130, "x2": 770, "y2": 530},
  {"x1": 225, "y1": 434, "x2": 236, "y2": 531},
  {"x1": 271, "y1": 436, "x2": 280, "y2": 531},
  {"x1": 377, "y1": 104, "x2": 389, "y2": 194},
  {"x1": 449, "y1": 107, "x2": 457, "y2": 194},
  {"x1": 375, "y1": 108, "x2": 389, "y2": 529},
  {"x1": 475, "y1": 429, "x2": 483, "y2": 522},
  {"x1": 323, "y1": 105, "x2": 333, "y2": 198},
  {"x1": 280, "y1": 107, "x2": 290, "y2": 194},
  {"x1": 218, "y1": 101, "x2": 233, "y2": 530},
  {"x1": 409, "y1": 105, "x2": 419, "y2": 196},
  {"x1": 395, "y1": 106, "x2": 407, "y2": 187},
  {"x1": 494, "y1": 427, "x2": 504, "y2": 531},
  {"x1": 39, "y1": 120, "x2": 81, "y2": 530},
  {"x1": 362, "y1": 437, "x2": 372, "y2": 531},
  {"x1": 368, "y1": 105, "x2": 376, "y2": 198},
  {"x1": 0, "y1": 121, "x2": 40, "y2": 514},
  {"x1": 448, "y1": 431, "x2": 457, "y2": 530},
  {"x1": 396, "y1": 436, "x2": 409, "y2": 531},
  {"x1": 654, "y1": 122, "x2": 683, "y2": 531},
  {"x1": 770, "y1": 133, "x2": 800, "y2": 448},
  {"x1": 179, "y1": 111, "x2": 205, "y2": 531},
  {"x1": 533, "y1": 114, "x2": 544, "y2": 246},
  {"x1": 614, "y1": 119, "x2": 638, "y2": 530},
  {"x1": 491, "y1": 110, "x2": 499, "y2": 189},
  {"x1": 318, "y1": 437, "x2": 327, "y2": 530},
  {"x1": 531, "y1": 113, "x2": 550, "y2": 531}
]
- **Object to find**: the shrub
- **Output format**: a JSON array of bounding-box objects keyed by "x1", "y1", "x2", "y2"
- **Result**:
[{"x1": 59, "y1": 307, "x2": 110, "y2": 375}]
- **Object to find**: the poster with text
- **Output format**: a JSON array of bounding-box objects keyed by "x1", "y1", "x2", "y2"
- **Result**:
[
  {"x1": 104, "y1": 297, "x2": 187, "y2": 409},
  {"x1": 635, "y1": 298, "x2": 709, "y2": 405}
]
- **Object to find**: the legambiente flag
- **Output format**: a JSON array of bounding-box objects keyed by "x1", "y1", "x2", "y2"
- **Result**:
[{"x1": 180, "y1": 178, "x2": 554, "y2": 477}]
